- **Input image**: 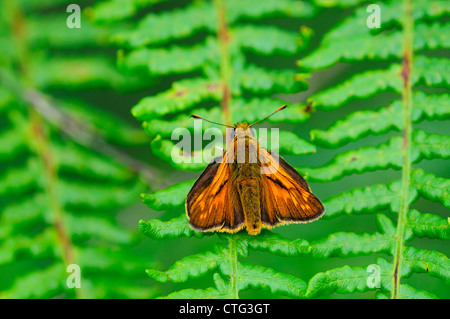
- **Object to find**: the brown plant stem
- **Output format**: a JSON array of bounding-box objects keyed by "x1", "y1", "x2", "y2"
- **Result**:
[
  {"x1": 215, "y1": 0, "x2": 239, "y2": 299},
  {"x1": 215, "y1": 0, "x2": 232, "y2": 126},
  {"x1": 391, "y1": 0, "x2": 413, "y2": 299},
  {"x1": 3, "y1": 0, "x2": 81, "y2": 298}
]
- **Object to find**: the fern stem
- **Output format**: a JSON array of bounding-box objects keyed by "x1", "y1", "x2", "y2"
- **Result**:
[
  {"x1": 30, "y1": 112, "x2": 76, "y2": 266},
  {"x1": 215, "y1": 0, "x2": 232, "y2": 126},
  {"x1": 4, "y1": 0, "x2": 82, "y2": 299},
  {"x1": 23, "y1": 89, "x2": 159, "y2": 186},
  {"x1": 215, "y1": 0, "x2": 239, "y2": 298},
  {"x1": 391, "y1": 0, "x2": 414, "y2": 299},
  {"x1": 228, "y1": 236, "x2": 240, "y2": 299}
]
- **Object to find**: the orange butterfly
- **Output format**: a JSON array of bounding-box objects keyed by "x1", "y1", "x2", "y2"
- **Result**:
[{"x1": 185, "y1": 105, "x2": 324, "y2": 235}]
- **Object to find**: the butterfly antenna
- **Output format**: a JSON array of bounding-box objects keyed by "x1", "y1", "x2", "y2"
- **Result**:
[
  {"x1": 190, "y1": 114, "x2": 233, "y2": 128},
  {"x1": 249, "y1": 105, "x2": 287, "y2": 127}
]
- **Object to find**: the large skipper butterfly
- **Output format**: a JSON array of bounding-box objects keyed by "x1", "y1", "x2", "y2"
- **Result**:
[{"x1": 186, "y1": 105, "x2": 324, "y2": 235}]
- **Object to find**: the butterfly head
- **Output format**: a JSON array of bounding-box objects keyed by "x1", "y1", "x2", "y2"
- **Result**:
[{"x1": 234, "y1": 122, "x2": 250, "y2": 130}]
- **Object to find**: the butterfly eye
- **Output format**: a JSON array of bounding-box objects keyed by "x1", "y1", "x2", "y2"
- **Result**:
[{"x1": 224, "y1": 127, "x2": 236, "y2": 143}]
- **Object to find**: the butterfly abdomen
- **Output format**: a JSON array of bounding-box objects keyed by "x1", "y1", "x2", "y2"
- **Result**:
[{"x1": 235, "y1": 163, "x2": 262, "y2": 235}]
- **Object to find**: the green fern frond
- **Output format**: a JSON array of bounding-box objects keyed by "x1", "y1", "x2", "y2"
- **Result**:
[
  {"x1": 86, "y1": 0, "x2": 449, "y2": 299},
  {"x1": 139, "y1": 215, "x2": 203, "y2": 240},
  {"x1": 406, "y1": 210, "x2": 450, "y2": 240},
  {"x1": 295, "y1": 0, "x2": 450, "y2": 299},
  {"x1": 301, "y1": 0, "x2": 450, "y2": 70},
  {"x1": 305, "y1": 262, "x2": 387, "y2": 298},
  {"x1": 301, "y1": 130, "x2": 449, "y2": 182},
  {"x1": 234, "y1": 262, "x2": 308, "y2": 298},
  {"x1": 0, "y1": 0, "x2": 156, "y2": 298},
  {"x1": 411, "y1": 169, "x2": 450, "y2": 208},
  {"x1": 322, "y1": 180, "x2": 415, "y2": 218},
  {"x1": 98, "y1": 0, "x2": 329, "y2": 298},
  {"x1": 310, "y1": 214, "x2": 396, "y2": 258},
  {"x1": 308, "y1": 56, "x2": 449, "y2": 110},
  {"x1": 311, "y1": 92, "x2": 450, "y2": 147}
]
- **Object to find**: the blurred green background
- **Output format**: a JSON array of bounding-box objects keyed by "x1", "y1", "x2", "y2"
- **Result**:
[{"x1": 0, "y1": 0, "x2": 448, "y2": 298}]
